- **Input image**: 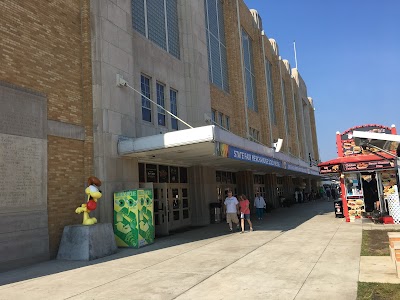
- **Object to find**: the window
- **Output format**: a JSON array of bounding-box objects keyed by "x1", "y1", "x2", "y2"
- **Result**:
[
  {"x1": 156, "y1": 82, "x2": 166, "y2": 126},
  {"x1": 218, "y1": 112, "x2": 224, "y2": 127},
  {"x1": 204, "y1": 0, "x2": 229, "y2": 92},
  {"x1": 216, "y1": 171, "x2": 236, "y2": 184},
  {"x1": 132, "y1": 0, "x2": 180, "y2": 59},
  {"x1": 170, "y1": 89, "x2": 178, "y2": 130},
  {"x1": 242, "y1": 29, "x2": 257, "y2": 111},
  {"x1": 249, "y1": 127, "x2": 260, "y2": 142},
  {"x1": 225, "y1": 116, "x2": 230, "y2": 130},
  {"x1": 265, "y1": 59, "x2": 276, "y2": 125},
  {"x1": 141, "y1": 75, "x2": 151, "y2": 122},
  {"x1": 282, "y1": 81, "x2": 290, "y2": 134},
  {"x1": 211, "y1": 110, "x2": 216, "y2": 123}
]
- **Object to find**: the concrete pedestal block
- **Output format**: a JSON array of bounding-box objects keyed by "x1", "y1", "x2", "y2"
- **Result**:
[{"x1": 57, "y1": 223, "x2": 117, "y2": 261}]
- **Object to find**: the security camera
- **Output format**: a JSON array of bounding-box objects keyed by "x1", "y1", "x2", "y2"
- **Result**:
[{"x1": 273, "y1": 138, "x2": 283, "y2": 152}]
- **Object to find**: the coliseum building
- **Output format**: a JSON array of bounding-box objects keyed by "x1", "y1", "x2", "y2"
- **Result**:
[{"x1": 0, "y1": 0, "x2": 320, "y2": 270}]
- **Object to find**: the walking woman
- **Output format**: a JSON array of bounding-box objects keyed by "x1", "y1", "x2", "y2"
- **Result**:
[{"x1": 239, "y1": 194, "x2": 253, "y2": 233}]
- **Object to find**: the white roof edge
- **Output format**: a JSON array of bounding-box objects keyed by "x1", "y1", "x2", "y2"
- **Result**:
[
  {"x1": 117, "y1": 125, "x2": 320, "y2": 175},
  {"x1": 118, "y1": 125, "x2": 215, "y2": 155},
  {"x1": 352, "y1": 130, "x2": 400, "y2": 142}
]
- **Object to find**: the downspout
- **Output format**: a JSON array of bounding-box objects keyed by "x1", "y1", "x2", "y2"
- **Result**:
[
  {"x1": 261, "y1": 31, "x2": 274, "y2": 147},
  {"x1": 236, "y1": 0, "x2": 249, "y2": 139},
  {"x1": 278, "y1": 58, "x2": 289, "y2": 151}
]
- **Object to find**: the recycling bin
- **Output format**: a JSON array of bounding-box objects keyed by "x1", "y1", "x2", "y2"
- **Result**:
[
  {"x1": 334, "y1": 199, "x2": 344, "y2": 218},
  {"x1": 113, "y1": 189, "x2": 155, "y2": 248},
  {"x1": 209, "y1": 202, "x2": 221, "y2": 224}
]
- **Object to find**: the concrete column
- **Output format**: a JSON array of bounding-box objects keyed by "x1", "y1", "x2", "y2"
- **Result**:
[
  {"x1": 283, "y1": 176, "x2": 294, "y2": 200},
  {"x1": 265, "y1": 174, "x2": 278, "y2": 208},
  {"x1": 236, "y1": 171, "x2": 254, "y2": 204},
  {"x1": 188, "y1": 166, "x2": 217, "y2": 226}
]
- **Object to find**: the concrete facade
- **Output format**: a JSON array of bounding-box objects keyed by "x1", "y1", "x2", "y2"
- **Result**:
[{"x1": 90, "y1": 0, "x2": 212, "y2": 224}]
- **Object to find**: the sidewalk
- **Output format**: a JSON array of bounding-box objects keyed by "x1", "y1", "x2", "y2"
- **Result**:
[{"x1": 0, "y1": 200, "x2": 362, "y2": 300}]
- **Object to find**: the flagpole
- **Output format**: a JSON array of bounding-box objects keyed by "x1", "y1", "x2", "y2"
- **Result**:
[{"x1": 293, "y1": 40, "x2": 298, "y2": 69}]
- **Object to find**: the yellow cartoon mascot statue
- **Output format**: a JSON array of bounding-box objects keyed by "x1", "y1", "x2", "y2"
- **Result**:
[{"x1": 75, "y1": 176, "x2": 102, "y2": 225}]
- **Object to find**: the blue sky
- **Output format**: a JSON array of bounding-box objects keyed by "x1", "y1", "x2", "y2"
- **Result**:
[{"x1": 244, "y1": 0, "x2": 400, "y2": 161}]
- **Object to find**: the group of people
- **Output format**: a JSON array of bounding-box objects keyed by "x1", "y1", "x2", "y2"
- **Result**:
[{"x1": 223, "y1": 191, "x2": 266, "y2": 233}]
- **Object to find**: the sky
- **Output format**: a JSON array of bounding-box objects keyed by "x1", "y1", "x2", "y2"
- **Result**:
[{"x1": 244, "y1": 0, "x2": 400, "y2": 162}]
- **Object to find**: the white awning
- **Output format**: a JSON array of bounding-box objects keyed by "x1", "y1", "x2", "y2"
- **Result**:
[{"x1": 118, "y1": 125, "x2": 320, "y2": 177}]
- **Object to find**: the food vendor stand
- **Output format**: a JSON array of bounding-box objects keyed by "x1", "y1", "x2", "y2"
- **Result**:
[{"x1": 318, "y1": 124, "x2": 400, "y2": 223}]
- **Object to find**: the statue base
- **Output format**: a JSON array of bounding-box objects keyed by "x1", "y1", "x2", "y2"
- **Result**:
[{"x1": 57, "y1": 223, "x2": 117, "y2": 261}]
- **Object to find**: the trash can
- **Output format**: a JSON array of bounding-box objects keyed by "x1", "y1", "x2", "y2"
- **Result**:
[
  {"x1": 334, "y1": 199, "x2": 344, "y2": 218},
  {"x1": 209, "y1": 202, "x2": 221, "y2": 223}
]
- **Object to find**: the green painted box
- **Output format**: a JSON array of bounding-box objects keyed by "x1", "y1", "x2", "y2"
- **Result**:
[{"x1": 113, "y1": 189, "x2": 154, "y2": 248}]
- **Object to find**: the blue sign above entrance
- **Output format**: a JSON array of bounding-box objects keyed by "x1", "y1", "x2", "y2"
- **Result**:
[{"x1": 215, "y1": 143, "x2": 282, "y2": 168}]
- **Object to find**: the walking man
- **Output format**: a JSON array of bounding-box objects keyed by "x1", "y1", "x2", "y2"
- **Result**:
[
  {"x1": 224, "y1": 190, "x2": 239, "y2": 232},
  {"x1": 254, "y1": 192, "x2": 266, "y2": 220}
]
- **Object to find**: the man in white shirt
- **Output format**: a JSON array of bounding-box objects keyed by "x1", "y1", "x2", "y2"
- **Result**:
[
  {"x1": 254, "y1": 192, "x2": 266, "y2": 220},
  {"x1": 224, "y1": 190, "x2": 239, "y2": 232}
]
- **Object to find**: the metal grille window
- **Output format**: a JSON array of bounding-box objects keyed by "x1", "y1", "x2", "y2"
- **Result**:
[
  {"x1": 156, "y1": 82, "x2": 166, "y2": 126},
  {"x1": 242, "y1": 29, "x2": 257, "y2": 111},
  {"x1": 141, "y1": 75, "x2": 152, "y2": 122},
  {"x1": 147, "y1": 0, "x2": 166, "y2": 51},
  {"x1": 170, "y1": 89, "x2": 178, "y2": 130},
  {"x1": 204, "y1": 0, "x2": 229, "y2": 92},
  {"x1": 132, "y1": 0, "x2": 180, "y2": 59},
  {"x1": 166, "y1": 0, "x2": 180, "y2": 58},
  {"x1": 265, "y1": 59, "x2": 276, "y2": 125},
  {"x1": 132, "y1": 0, "x2": 146, "y2": 35}
]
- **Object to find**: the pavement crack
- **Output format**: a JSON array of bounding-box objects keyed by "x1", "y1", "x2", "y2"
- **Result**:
[
  {"x1": 172, "y1": 231, "x2": 286, "y2": 300},
  {"x1": 292, "y1": 223, "x2": 342, "y2": 300}
]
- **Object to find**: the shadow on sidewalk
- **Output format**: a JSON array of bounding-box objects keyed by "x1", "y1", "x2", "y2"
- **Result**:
[{"x1": 0, "y1": 199, "x2": 335, "y2": 286}]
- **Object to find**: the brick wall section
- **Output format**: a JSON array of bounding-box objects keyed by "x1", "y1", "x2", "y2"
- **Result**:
[
  {"x1": 262, "y1": 37, "x2": 281, "y2": 144},
  {"x1": 47, "y1": 136, "x2": 86, "y2": 256},
  {"x1": 280, "y1": 60, "x2": 298, "y2": 156},
  {"x1": 215, "y1": 0, "x2": 275, "y2": 145},
  {"x1": 0, "y1": 0, "x2": 93, "y2": 256},
  {"x1": 214, "y1": 1, "x2": 246, "y2": 138},
  {"x1": 213, "y1": 0, "x2": 322, "y2": 157}
]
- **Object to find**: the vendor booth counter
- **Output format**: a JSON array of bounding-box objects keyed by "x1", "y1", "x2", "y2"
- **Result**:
[{"x1": 319, "y1": 124, "x2": 400, "y2": 223}]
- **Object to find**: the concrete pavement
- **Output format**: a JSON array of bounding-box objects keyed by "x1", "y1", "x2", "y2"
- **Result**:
[{"x1": 0, "y1": 200, "x2": 362, "y2": 300}]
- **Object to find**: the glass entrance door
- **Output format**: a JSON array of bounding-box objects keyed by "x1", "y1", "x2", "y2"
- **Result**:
[
  {"x1": 168, "y1": 184, "x2": 190, "y2": 231},
  {"x1": 152, "y1": 183, "x2": 169, "y2": 236}
]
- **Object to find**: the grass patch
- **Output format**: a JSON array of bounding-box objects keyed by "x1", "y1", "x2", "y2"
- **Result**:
[
  {"x1": 361, "y1": 230, "x2": 400, "y2": 256},
  {"x1": 358, "y1": 282, "x2": 400, "y2": 300}
]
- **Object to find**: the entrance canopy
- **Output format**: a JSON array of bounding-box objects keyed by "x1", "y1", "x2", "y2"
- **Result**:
[
  {"x1": 319, "y1": 153, "x2": 395, "y2": 167},
  {"x1": 118, "y1": 125, "x2": 320, "y2": 178}
]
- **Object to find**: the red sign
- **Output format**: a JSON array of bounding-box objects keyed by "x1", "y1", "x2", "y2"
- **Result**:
[
  {"x1": 342, "y1": 160, "x2": 395, "y2": 172},
  {"x1": 340, "y1": 125, "x2": 392, "y2": 157}
]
